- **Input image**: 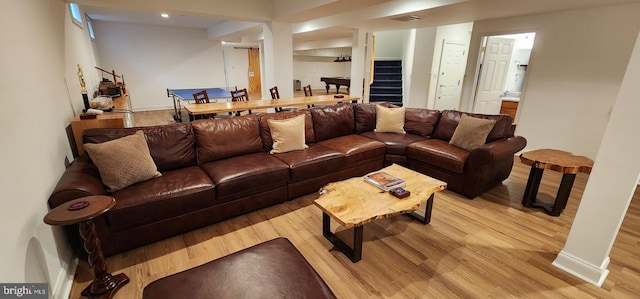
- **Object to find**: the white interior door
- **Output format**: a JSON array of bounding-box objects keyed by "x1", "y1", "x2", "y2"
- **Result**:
[
  {"x1": 434, "y1": 40, "x2": 467, "y2": 111},
  {"x1": 473, "y1": 37, "x2": 515, "y2": 114}
]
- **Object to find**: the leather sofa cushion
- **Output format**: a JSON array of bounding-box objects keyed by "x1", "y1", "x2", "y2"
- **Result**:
[
  {"x1": 200, "y1": 152, "x2": 289, "y2": 203},
  {"x1": 272, "y1": 144, "x2": 345, "y2": 181},
  {"x1": 106, "y1": 166, "x2": 215, "y2": 232},
  {"x1": 404, "y1": 108, "x2": 441, "y2": 137},
  {"x1": 310, "y1": 103, "x2": 355, "y2": 141},
  {"x1": 259, "y1": 110, "x2": 316, "y2": 152},
  {"x1": 432, "y1": 110, "x2": 512, "y2": 142},
  {"x1": 360, "y1": 131, "x2": 427, "y2": 156},
  {"x1": 318, "y1": 134, "x2": 386, "y2": 165},
  {"x1": 354, "y1": 103, "x2": 378, "y2": 133},
  {"x1": 83, "y1": 123, "x2": 197, "y2": 172},
  {"x1": 407, "y1": 139, "x2": 470, "y2": 173},
  {"x1": 142, "y1": 237, "x2": 337, "y2": 299},
  {"x1": 354, "y1": 102, "x2": 393, "y2": 133},
  {"x1": 192, "y1": 114, "x2": 263, "y2": 163}
]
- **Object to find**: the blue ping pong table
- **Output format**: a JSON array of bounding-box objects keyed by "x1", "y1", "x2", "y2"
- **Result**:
[{"x1": 167, "y1": 87, "x2": 234, "y2": 122}]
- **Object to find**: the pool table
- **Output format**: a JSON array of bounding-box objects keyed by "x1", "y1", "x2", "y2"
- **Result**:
[{"x1": 320, "y1": 77, "x2": 350, "y2": 94}]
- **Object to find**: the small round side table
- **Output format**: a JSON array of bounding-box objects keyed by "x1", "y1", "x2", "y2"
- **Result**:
[{"x1": 44, "y1": 195, "x2": 129, "y2": 298}]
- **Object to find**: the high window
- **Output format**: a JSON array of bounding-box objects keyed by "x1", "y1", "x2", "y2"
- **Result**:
[
  {"x1": 69, "y1": 3, "x2": 83, "y2": 27},
  {"x1": 86, "y1": 15, "x2": 95, "y2": 39}
]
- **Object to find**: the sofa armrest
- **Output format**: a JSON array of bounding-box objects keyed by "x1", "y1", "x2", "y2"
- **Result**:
[
  {"x1": 467, "y1": 136, "x2": 527, "y2": 167},
  {"x1": 48, "y1": 155, "x2": 108, "y2": 209}
]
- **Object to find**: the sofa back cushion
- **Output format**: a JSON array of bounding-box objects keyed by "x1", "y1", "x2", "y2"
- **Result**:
[
  {"x1": 259, "y1": 110, "x2": 316, "y2": 152},
  {"x1": 404, "y1": 108, "x2": 441, "y2": 137},
  {"x1": 354, "y1": 104, "x2": 441, "y2": 137},
  {"x1": 355, "y1": 103, "x2": 399, "y2": 133},
  {"x1": 82, "y1": 123, "x2": 197, "y2": 172},
  {"x1": 192, "y1": 114, "x2": 263, "y2": 163},
  {"x1": 432, "y1": 110, "x2": 512, "y2": 142},
  {"x1": 310, "y1": 103, "x2": 356, "y2": 141}
]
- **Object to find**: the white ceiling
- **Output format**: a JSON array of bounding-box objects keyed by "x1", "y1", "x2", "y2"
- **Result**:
[{"x1": 79, "y1": 0, "x2": 640, "y2": 46}]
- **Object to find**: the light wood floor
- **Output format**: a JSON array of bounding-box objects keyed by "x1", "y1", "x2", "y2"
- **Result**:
[{"x1": 68, "y1": 109, "x2": 640, "y2": 298}]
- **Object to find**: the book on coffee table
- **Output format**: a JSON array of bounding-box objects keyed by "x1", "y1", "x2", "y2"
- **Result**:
[{"x1": 363, "y1": 171, "x2": 406, "y2": 191}]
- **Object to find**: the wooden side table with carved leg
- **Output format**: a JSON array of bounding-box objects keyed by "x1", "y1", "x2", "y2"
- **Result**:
[{"x1": 44, "y1": 195, "x2": 129, "y2": 298}]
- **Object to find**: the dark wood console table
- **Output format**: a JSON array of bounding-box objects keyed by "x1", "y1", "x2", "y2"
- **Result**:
[
  {"x1": 519, "y1": 149, "x2": 593, "y2": 216},
  {"x1": 44, "y1": 196, "x2": 129, "y2": 298},
  {"x1": 320, "y1": 77, "x2": 350, "y2": 94}
]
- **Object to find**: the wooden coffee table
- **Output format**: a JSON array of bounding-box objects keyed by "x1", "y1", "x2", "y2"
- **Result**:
[
  {"x1": 520, "y1": 149, "x2": 594, "y2": 216},
  {"x1": 314, "y1": 164, "x2": 447, "y2": 262}
]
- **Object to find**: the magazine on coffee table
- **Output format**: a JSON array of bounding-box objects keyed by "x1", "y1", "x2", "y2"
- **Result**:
[{"x1": 364, "y1": 171, "x2": 406, "y2": 191}]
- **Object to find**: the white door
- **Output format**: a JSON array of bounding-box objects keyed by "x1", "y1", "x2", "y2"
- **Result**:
[
  {"x1": 473, "y1": 37, "x2": 514, "y2": 114},
  {"x1": 434, "y1": 40, "x2": 467, "y2": 111}
]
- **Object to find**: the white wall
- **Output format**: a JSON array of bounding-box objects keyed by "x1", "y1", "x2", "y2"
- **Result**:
[
  {"x1": 426, "y1": 22, "x2": 473, "y2": 109},
  {"x1": 65, "y1": 8, "x2": 100, "y2": 115},
  {"x1": 406, "y1": 27, "x2": 437, "y2": 108},
  {"x1": 462, "y1": 3, "x2": 640, "y2": 159},
  {"x1": 374, "y1": 30, "x2": 409, "y2": 59},
  {"x1": 1, "y1": 1, "x2": 80, "y2": 298},
  {"x1": 93, "y1": 21, "x2": 249, "y2": 110}
]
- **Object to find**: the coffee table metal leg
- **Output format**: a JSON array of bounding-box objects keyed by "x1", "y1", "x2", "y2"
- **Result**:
[
  {"x1": 522, "y1": 166, "x2": 544, "y2": 206},
  {"x1": 552, "y1": 173, "x2": 576, "y2": 216},
  {"x1": 322, "y1": 212, "x2": 363, "y2": 262},
  {"x1": 409, "y1": 194, "x2": 434, "y2": 224}
]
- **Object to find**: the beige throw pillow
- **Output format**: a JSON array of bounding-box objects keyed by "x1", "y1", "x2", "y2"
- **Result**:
[
  {"x1": 374, "y1": 105, "x2": 406, "y2": 134},
  {"x1": 84, "y1": 130, "x2": 161, "y2": 192},
  {"x1": 268, "y1": 114, "x2": 309, "y2": 154},
  {"x1": 449, "y1": 114, "x2": 497, "y2": 151}
]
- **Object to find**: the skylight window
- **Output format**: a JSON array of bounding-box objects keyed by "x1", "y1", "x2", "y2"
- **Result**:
[
  {"x1": 86, "y1": 15, "x2": 95, "y2": 40},
  {"x1": 69, "y1": 3, "x2": 83, "y2": 28}
]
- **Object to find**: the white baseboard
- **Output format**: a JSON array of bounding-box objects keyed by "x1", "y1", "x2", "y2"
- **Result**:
[
  {"x1": 51, "y1": 249, "x2": 79, "y2": 299},
  {"x1": 552, "y1": 250, "x2": 609, "y2": 287}
]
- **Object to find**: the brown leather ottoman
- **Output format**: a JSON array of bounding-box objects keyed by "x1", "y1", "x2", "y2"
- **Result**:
[{"x1": 142, "y1": 237, "x2": 336, "y2": 299}]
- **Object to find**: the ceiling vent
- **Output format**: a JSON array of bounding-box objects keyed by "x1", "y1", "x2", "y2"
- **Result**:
[{"x1": 391, "y1": 15, "x2": 424, "y2": 22}]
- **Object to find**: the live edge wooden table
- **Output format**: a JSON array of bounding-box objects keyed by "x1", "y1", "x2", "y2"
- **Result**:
[
  {"x1": 184, "y1": 94, "x2": 360, "y2": 119},
  {"x1": 314, "y1": 164, "x2": 447, "y2": 262},
  {"x1": 44, "y1": 195, "x2": 129, "y2": 298},
  {"x1": 519, "y1": 149, "x2": 594, "y2": 216}
]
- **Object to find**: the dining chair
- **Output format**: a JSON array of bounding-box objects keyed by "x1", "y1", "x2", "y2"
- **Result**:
[
  {"x1": 192, "y1": 90, "x2": 215, "y2": 120},
  {"x1": 303, "y1": 85, "x2": 313, "y2": 97},
  {"x1": 270, "y1": 86, "x2": 295, "y2": 112},
  {"x1": 269, "y1": 86, "x2": 283, "y2": 112},
  {"x1": 303, "y1": 85, "x2": 314, "y2": 108},
  {"x1": 230, "y1": 88, "x2": 251, "y2": 116}
]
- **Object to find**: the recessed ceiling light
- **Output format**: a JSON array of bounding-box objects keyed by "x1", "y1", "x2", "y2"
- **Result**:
[{"x1": 161, "y1": 13, "x2": 169, "y2": 18}]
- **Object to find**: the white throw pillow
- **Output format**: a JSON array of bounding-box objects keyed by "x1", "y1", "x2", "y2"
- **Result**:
[
  {"x1": 268, "y1": 114, "x2": 309, "y2": 154},
  {"x1": 374, "y1": 105, "x2": 406, "y2": 134}
]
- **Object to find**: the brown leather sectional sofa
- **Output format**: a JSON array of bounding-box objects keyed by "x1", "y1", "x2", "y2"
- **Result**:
[{"x1": 49, "y1": 103, "x2": 526, "y2": 256}]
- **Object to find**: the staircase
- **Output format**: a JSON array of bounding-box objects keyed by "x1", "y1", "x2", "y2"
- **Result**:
[{"x1": 369, "y1": 60, "x2": 403, "y2": 106}]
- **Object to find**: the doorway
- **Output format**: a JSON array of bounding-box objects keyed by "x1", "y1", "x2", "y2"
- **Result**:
[
  {"x1": 472, "y1": 32, "x2": 535, "y2": 122},
  {"x1": 434, "y1": 40, "x2": 468, "y2": 111},
  {"x1": 248, "y1": 48, "x2": 262, "y2": 93}
]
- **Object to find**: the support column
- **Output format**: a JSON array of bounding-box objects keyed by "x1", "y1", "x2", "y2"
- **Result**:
[
  {"x1": 262, "y1": 22, "x2": 294, "y2": 99},
  {"x1": 552, "y1": 31, "x2": 640, "y2": 286},
  {"x1": 350, "y1": 29, "x2": 367, "y2": 100}
]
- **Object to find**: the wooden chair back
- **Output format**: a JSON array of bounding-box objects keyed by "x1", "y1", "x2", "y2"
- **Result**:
[
  {"x1": 269, "y1": 86, "x2": 280, "y2": 99},
  {"x1": 231, "y1": 88, "x2": 249, "y2": 102},
  {"x1": 193, "y1": 90, "x2": 210, "y2": 104},
  {"x1": 303, "y1": 85, "x2": 313, "y2": 97},
  {"x1": 230, "y1": 88, "x2": 250, "y2": 116}
]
